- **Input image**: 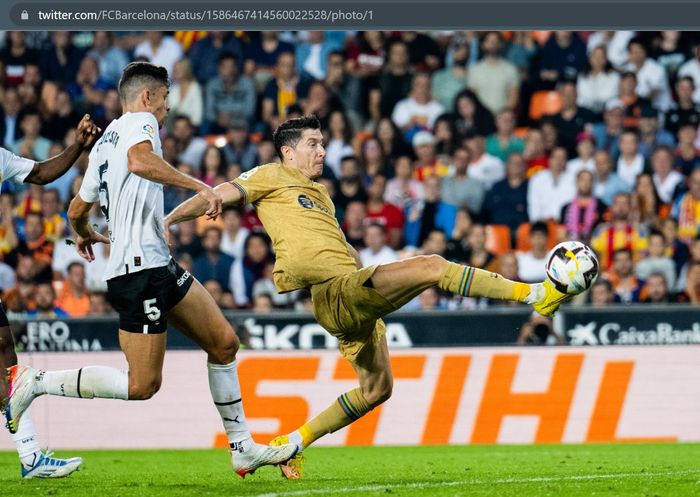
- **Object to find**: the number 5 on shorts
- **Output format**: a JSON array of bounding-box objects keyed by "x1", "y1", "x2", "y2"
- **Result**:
[{"x1": 143, "y1": 298, "x2": 161, "y2": 321}]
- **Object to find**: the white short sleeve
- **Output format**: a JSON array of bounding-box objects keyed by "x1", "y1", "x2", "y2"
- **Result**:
[
  {"x1": 0, "y1": 147, "x2": 35, "y2": 184},
  {"x1": 123, "y1": 112, "x2": 160, "y2": 152},
  {"x1": 79, "y1": 149, "x2": 101, "y2": 203}
]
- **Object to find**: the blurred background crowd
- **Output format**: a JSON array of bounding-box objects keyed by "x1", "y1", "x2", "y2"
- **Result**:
[{"x1": 2, "y1": 30, "x2": 700, "y2": 318}]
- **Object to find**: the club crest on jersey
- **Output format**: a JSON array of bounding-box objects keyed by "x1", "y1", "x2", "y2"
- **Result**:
[
  {"x1": 142, "y1": 123, "x2": 156, "y2": 138},
  {"x1": 298, "y1": 194, "x2": 314, "y2": 209}
]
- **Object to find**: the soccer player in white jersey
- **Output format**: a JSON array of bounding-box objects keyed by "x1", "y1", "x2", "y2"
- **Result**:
[
  {"x1": 0, "y1": 114, "x2": 100, "y2": 478},
  {"x1": 3, "y1": 62, "x2": 298, "y2": 478}
]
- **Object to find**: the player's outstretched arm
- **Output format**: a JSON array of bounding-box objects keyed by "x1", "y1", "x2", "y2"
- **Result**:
[
  {"x1": 165, "y1": 182, "x2": 242, "y2": 229},
  {"x1": 67, "y1": 194, "x2": 110, "y2": 262},
  {"x1": 24, "y1": 114, "x2": 100, "y2": 185},
  {"x1": 128, "y1": 141, "x2": 222, "y2": 219}
]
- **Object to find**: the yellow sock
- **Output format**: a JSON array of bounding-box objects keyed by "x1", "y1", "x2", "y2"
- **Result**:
[
  {"x1": 297, "y1": 388, "x2": 372, "y2": 447},
  {"x1": 438, "y1": 262, "x2": 531, "y2": 302}
]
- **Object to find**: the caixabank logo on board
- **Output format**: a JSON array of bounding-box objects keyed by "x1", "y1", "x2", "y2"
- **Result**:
[{"x1": 566, "y1": 321, "x2": 700, "y2": 345}]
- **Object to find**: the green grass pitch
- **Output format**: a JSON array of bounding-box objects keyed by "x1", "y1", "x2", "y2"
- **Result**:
[{"x1": 1, "y1": 443, "x2": 699, "y2": 496}]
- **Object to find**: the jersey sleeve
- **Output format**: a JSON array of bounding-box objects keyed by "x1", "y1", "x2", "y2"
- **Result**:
[
  {"x1": 230, "y1": 164, "x2": 278, "y2": 205},
  {"x1": 0, "y1": 147, "x2": 35, "y2": 184},
  {"x1": 123, "y1": 112, "x2": 160, "y2": 152},
  {"x1": 78, "y1": 149, "x2": 101, "y2": 203}
]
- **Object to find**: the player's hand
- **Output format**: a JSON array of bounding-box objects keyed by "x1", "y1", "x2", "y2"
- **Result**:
[
  {"x1": 163, "y1": 220, "x2": 174, "y2": 248},
  {"x1": 75, "y1": 229, "x2": 110, "y2": 262},
  {"x1": 200, "y1": 186, "x2": 223, "y2": 221},
  {"x1": 75, "y1": 114, "x2": 102, "y2": 149}
]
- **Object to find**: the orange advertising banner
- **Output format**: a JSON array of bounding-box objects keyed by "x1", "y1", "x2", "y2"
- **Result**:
[{"x1": 2, "y1": 346, "x2": 698, "y2": 450}]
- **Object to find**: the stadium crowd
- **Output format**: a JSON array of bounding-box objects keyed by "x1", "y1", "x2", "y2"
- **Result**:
[{"x1": 2, "y1": 30, "x2": 700, "y2": 318}]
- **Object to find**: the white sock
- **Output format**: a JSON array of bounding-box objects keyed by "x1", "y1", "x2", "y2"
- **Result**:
[
  {"x1": 208, "y1": 361, "x2": 252, "y2": 451},
  {"x1": 287, "y1": 430, "x2": 304, "y2": 451},
  {"x1": 35, "y1": 367, "x2": 129, "y2": 400},
  {"x1": 12, "y1": 411, "x2": 41, "y2": 468}
]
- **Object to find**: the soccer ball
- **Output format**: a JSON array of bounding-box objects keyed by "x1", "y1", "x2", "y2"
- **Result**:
[{"x1": 545, "y1": 241, "x2": 599, "y2": 295}]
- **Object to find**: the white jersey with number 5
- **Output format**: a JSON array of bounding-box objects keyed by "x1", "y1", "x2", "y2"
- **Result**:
[{"x1": 79, "y1": 112, "x2": 170, "y2": 281}]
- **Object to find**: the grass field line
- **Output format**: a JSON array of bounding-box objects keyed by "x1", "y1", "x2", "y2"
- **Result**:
[{"x1": 254, "y1": 469, "x2": 700, "y2": 497}]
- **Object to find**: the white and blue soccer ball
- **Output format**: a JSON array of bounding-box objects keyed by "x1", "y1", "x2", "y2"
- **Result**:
[{"x1": 545, "y1": 241, "x2": 599, "y2": 295}]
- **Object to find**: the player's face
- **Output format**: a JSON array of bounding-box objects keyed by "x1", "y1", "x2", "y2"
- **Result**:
[
  {"x1": 292, "y1": 129, "x2": 326, "y2": 179},
  {"x1": 147, "y1": 85, "x2": 170, "y2": 126}
]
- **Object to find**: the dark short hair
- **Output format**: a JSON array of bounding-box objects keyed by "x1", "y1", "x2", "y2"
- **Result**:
[
  {"x1": 67, "y1": 261, "x2": 85, "y2": 273},
  {"x1": 613, "y1": 247, "x2": 633, "y2": 259},
  {"x1": 118, "y1": 61, "x2": 169, "y2": 103},
  {"x1": 530, "y1": 221, "x2": 549, "y2": 236},
  {"x1": 272, "y1": 115, "x2": 321, "y2": 159}
]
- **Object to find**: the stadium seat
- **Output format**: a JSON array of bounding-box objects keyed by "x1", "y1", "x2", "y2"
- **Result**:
[
  {"x1": 529, "y1": 91, "x2": 563, "y2": 121},
  {"x1": 486, "y1": 224, "x2": 512, "y2": 256}
]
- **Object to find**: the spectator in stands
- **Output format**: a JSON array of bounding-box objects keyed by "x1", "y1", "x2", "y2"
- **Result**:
[
  {"x1": 636, "y1": 230, "x2": 677, "y2": 290},
  {"x1": 641, "y1": 272, "x2": 674, "y2": 303},
  {"x1": 452, "y1": 89, "x2": 496, "y2": 138},
  {"x1": 243, "y1": 32, "x2": 292, "y2": 86},
  {"x1": 538, "y1": 31, "x2": 587, "y2": 84},
  {"x1": 88, "y1": 292, "x2": 112, "y2": 315},
  {"x1": 134, "y1": 31, "x2": 183, "y2": 75},
  {"x1": 433, "y1": 115, "x2": 459, "y2": 157},
  {"x1": 605, "y1": 248, "x2": 645, "y2": 303},
  {"x1": 0, "y1": 31, "x2": 39, "y2": 87},
  {"x1": 360, "y1": 136, "x2": 392, "y2": 181},
  {"x1": 464, "y1": 131, "x2": 505, "y2": 190},
  {"x1": 10, "y1": 108, "x2": 51, "y2": 161},
  {"x1": 577, "y1": 45, "x2": 620, "y2": 114},
  {"x1": 651, "y1": 146, "x2": 684, "y2": 204},
  {"x1": 366, "y1": 175, "x2": 404, "y2": 249},
  {"x1": 94, "y1": 88, "x2": 121, "y2": 131},
  {"x1": 567, "y1": 131, "x2": 597, "y2": 177},
  {"x1": 465, "y1": 223, "x2": 496, "y2": 270},
  {"x1": 384, "y1": 155, "x2": 425, "y2": 211},
  {"x1": 404, "y1": 176, "x2": 457, "y2": 248},
  {"x1": 262, "y1": 52, "x2": 308, "y2": 125},
  {"x1": 392, "y1": 72, "x2": 445, "y2": 132},
  {"x1": 0, "y1": 87, "x2": 21, "y2": 148},
  {"x1": 221, "y1": 119, "x2": 258, "y2": 172},
  {"x1": 528, "y1": 147, "x2": 576, "y2": 222},
  {"x1": 345, "y1": 31, "x2": 386, "y2": 82},
  {"x1": 483, "y1": 152, "x2": 529, "y2": 232},
  {"x1": 549, "y1": 81, "x2": 597, "y2": 157},
  {"x1": 40, "y1": 188, "x2": 68, "y2": 243},
  {"x1": 67, "y1": 56, "x2": 110, "y2": 115},
  {"x1": 467, "y1": 32, "x2": 520, "y2": 114},
  {"x1": 301, "y1": 80, "x2": 341, "y2": 129},
  {"x1": 171, "y1": 115, "x2": 208, "y2": 170},
  {"x1": 168, "y1": 58, "x2": 203, "y2": 128},
  {"x1": 431, "y1": 35, "x2": 470, "y2": 111},
  {"x1": 55, "y1": 261, "x2": 90, "y2": 317},
  {"x1": 174, "y1": 219, "x2": 204, "y2": 260},
  {"x1": 660, "y1": 217, "x2": 690, "y2": 281},
  {"x1": 674, "y1": 123, "x2": 700, "y2": 176},
  {"x1": 335, "y1": 156, "x2": 368, "y2": 217},
  {"x1": 522, "y1": 128, "x2": 549, "y2": 176},
  {"x1": 593, "y1": 98, "x2": 625, "y2": 160},
  {"x1": 400, "y1": 31, "x2": 442, "y2": 72},
  {"x1": 672, "y1": 168, "x2": 700, "y2": 243},
  {"x1": 8, "y1": 211, "x2": 52, "y2": 283},
  {"x1": 441, "y1": 146, "x2": 485, "y2": 217},
  {"x1": 324, "y1": 110, "x2": 354, "y2": 178},
  {"x1": 665, "y1": 77, "x2": 700, "y2": 137},
  {"x1": 591, "y1": 193, "x2": 650, "y2": 269},
  {"x1": 205, "y1": 53, "x2": 256, "y2": 132},
  {"x1": 39, "y1": 32, "x2": 81, "y2": 84},
  {"x1": 561, "y1": 170, "x2": 608, "y2": 242},
  {"x1": 616, "y1": 128, "x2": 647, "y2": 189},
  {"x1": 632, "y1": 173, "x2": 664, "y2": 225},
  {"x1": 623, "y1": 37, "x2": 672, "y2": 111},
  {"x1": 418, "y1": 287, "x2": 445, "y2": 311},
  {"x1": 295, "y1": 31, "x2": 342, "y2": 81},
  {"x1": 677, "y1": 43, "x2": 700, "y2": 104},
  {"x1": 593, "y1": 149, "x2": 630, "y2": 205},
  {"x1": 412, "y1": 131, "x2": 450, "y2": 180},
  {"x1": 516, "y1": 221, "x2": 550, "y2": 283},
  {"x1": 199, "y1": 145, "x2": 227, "y2": 187},
  {"x1": 422, "y1": 229, "x2": 449, "y2": 258},
  {"x1": 44, "y1": 88, "x2": 81, "y2": 142},
  {"x1": 590, "y1": 278, "x2": 616, "y2": 306},
  {"x1": 193, "y1": 226, "x2": 234, "y2": 293},
  {"x1": 219, "y1": 206, "x2": 250, "y2": 262},
  {"x1": 374, "y1": 40, "x2": 413, "y2": 120},
  {"x1": 376, "y1": 117, "x2": 412, "y2": 165},
  {"x1": 26, "y1": 282, "x2": 67, "y2": 318},
  {"x1": 677, "y1": 260, "x2": 700, "y2": 303},
  {"x1": 445, "y1": 207, "x2": 472, "y2": 263},
  {"x1": 189, "y1": 32, "x2": 243, "y2": 85},
  {"x1": 253, "y1": 293, "x2": 275, "y2": 313},
  {"x1": 324, "y1": 50, "x2": 363, "y2": 125},
  {"x1": 342, "y1": 200, "x2": 367, "y2": 249},
  {"x1": 230, "y1": 232, "x2": 275, "y2": 307},
  {"x1": 517, "y1": 313, "x2": 563, "y2": 345},
  {"x1": 87, "y1": 31, "x2": 129, "y2": 87},
  {"x1": 638, "y1": 107, "x2": 676, "y2": 160},
  {"x1": 485, "y1": 108, "x2": 524, "y2": 162},
  {"x1": 359, "y1": 222, "x2": 399, "y2": 266}
]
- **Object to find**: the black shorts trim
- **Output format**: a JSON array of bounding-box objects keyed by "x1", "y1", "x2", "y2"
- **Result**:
[{"x1": 107, "y1": 259, "x2": 194, "y2": 334}]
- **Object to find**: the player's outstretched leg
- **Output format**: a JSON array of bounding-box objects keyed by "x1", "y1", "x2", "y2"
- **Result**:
[
  {"x1": 1, "y1": 322, "x2": 83, "y2": 478},
  {"x1": 272, "y1": 330, "x2": 392, "y2": 479},
  {"x1": 169, "y1": 279, "x2": 298, "y2": 478}
]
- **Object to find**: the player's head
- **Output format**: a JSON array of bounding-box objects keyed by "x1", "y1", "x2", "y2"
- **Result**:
[
  {"x1": 273, "y1": 115, "x2": 326, "y2": 179},
  {"x1": 118, "y1": 62, "x2": 170, "y2": 126}
]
